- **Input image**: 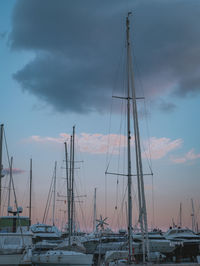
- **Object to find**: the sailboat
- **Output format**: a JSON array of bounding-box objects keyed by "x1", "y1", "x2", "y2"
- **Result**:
[
  {"x1": 0, "y1": 124, "x2": 33, "y2": 265},
  {"x1": 31, "y1": 126, "x2": 93, "y2": 266},
  {"x1": 104, "y1": 12, "x2": 151, "y2": 265}
]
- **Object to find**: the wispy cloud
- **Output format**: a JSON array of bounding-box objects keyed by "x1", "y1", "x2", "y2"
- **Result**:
[
  {"x1": 2, "y1": 168, "x2": 25, "y2": 175},
  {"x1": 27, "y1": 133, "x2": 127, "y2": 155},
  {"x1": 171, "y1": 149, "x2": 200, "y2": 164},
  {"x1": 142, "y1": 137, "x2": 183, "y2": 160},
  {"x1": 29, "y1": 133, "x2": 70, "y2": 144},
  {"x1": 27, "y1": 133, "x2": 182, "y2": 159}
]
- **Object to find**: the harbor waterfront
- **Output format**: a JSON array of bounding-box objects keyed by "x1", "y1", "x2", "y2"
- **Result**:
[{"x1": 1, "y1": 1, "x2": 200, "y2": 266}]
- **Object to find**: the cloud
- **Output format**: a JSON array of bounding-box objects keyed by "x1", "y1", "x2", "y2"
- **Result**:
[
  {"x1": 2, "y1": 168, "x2": 25, "y2": 175},
  {"x1": 142, "y1": 137, "x2": 183, "y2": 160},
  {"x1": 29, "y1": 133, "x2": 70, "y2": 144},
  {"x1": 157, "y1": 99, "x2": 176, "y2": 113},
  {"x1": 27, "y1": 133, "x2": 128, "y2": 155},
  {"x1": 9, "y1": 0, "x2": 200, "y2": 114},
  {"x1": 27, "y1": 133, "x2": 182, "y2": 159},
  {"x1": 171, "y1": 149, "x2": 200, "y2": 164},
  {"x1": 0, "y1": 32, "x2": 7, "y2": 40}
]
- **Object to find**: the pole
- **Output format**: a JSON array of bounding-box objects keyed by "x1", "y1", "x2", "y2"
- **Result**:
[
  {"x1": 126, "y1": 14, "x2": 133, "y2": 263},
  {"x1": 52, "y1": 161, "x2": 57, "y2": 226},
  {"x1": 191, "y1": 198, "x2": 195, "y2": 232},
  {"x1": 29, "y1": 158, "x2": 32, "y2": 228},
  {"x1": 7, "y1": 156, "x2": 13, "y2": 215},
  {"x1": 0, "y1": 124, "x2": 3, "y2": 215},
  {"x1": 93, "y1": 187, "x2": 97, "y2": 232},
  {"x1": 179, "y1": 202, "x2": 182, "y2": 227},
  {"x1": 64, "y1": 142, "x2": 71, "y2": 243},
  {"x1": 128, "y1": 13, "x2": 149, "y2": 261},
  {"x1": 71, "y1": 126, "x2": 75, "y2": 236}
]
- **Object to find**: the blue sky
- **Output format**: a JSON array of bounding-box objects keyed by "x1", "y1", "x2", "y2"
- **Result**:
[{"x1": 1, "y1": 0, "x2": 200, "y2": 231}]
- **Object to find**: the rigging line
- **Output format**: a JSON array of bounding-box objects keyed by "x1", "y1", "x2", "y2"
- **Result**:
[
  {"x1": 132, "y1": 50, "x2": 155, "y2": 231},
  {"x1": 45, "y1": 189, "x2": 53, "y2": 224},
  {"x1": 115, "y1": 82, "x2": 126, "y2": 212},
  {"x1": 151, "y1": 174, "x2": 155, "y2": 228},
  {"x1": 119, "y1": 184, "x2": 128, "y2": 228},
  {"x1": 105, "y1": 173, "x2": 107, "y2": 218},
  {"x1": 74, "y1": 140, "x2": 88, "y2": 228},
  {"x1": 74, "y1": 182, "x2": 87, "y2": 233},
  {"x1": 116, "y1": 60, "x2": 128, "y2": 228},
  {"x1": 3, "y1": 130, "x2": 18, "y2": 210},
  {"x1": 132, "y1": 50, "x2": 153, "y2": 172},
  {"x1": 105, "y1": 43, "x2": 126, "y2": 171},
  {"x1": 43, "y1": 172, "x2": 54, "y2": 223},
  {"x1": 2, "y1": 174, "x2": 9, "y2": 215},
  {"x1": 3, "y1": 129, "x2": 25, "y2": 246},
  {"x1": 21, "y1": 173, "x2": 29, "y2": 212}
]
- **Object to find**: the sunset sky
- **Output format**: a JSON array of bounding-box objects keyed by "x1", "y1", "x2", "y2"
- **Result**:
[{"x1": 1, "y1": 0, "x2": 200, "y2": 232}]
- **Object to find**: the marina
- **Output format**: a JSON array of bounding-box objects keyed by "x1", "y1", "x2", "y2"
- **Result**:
[{"x1": 1, "y1": 1, "x2": 200, "y2": 266}]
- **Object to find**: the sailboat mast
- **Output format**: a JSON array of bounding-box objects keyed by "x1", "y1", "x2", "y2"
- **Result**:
[
  {"x1": 191, "y1": 198, "x2": 195, "y2": 232},
  {"x1": 52, "y1": 161, "x2": 57, "y2": 226},
  {"x1": 29, "y1": 158, "x2": 32, "y2": 227},
  {"x1": 127, "y1": 13, "x2": 149, "y2": 261},
  {"x1": 71, "y1": 126, "x2": 75, "y2": 235},
  {"x1": 0, "y1": 124, "x2": 3, "y2": 215},
  {"x1": 64, "y1": 141, "x2": 71, "y2": 243},
  {"x1": 93, "y1": 187, "x2": 97, "y2": 232},
  {"x1": 126, "y1": 14, "x2": 133, "y2": 263},
  {"x1": 7, "y1": 156, "x2": 13, "y2": 215},
  {"x1": 69, "y1": 135, "x2": 73, "y2": 243},
  {"x1": 179, "y1": 202, "x2": 182, "y2": 227}
]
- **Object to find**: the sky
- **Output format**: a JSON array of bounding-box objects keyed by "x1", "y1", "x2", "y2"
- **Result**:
[{"x1": 1, "y1": 0, "x2": 200, "y2": 232}]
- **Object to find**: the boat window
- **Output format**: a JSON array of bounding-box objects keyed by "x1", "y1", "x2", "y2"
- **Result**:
[{"x1": 168, "y1": 230, "x2": 177, "y2": 235}]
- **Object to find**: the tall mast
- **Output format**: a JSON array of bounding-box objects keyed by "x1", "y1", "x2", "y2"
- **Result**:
[
  {"x1": 179, "y1": 202, "x2": 182, "y2": 227},
  {"x1": 127, "y1": 13, "x2": 149, "y2": 261},
  {"x1": 71, "y1": 126, "x2": 75, "y2": 236},
  {"x1": 69, "y1": 135, "x2": 73, "y2": 243},
  {"x1": 126, "y1": 13, "x2": 133, "y2": 263},
  {"x1": 191, "y1": 198, "x2": 195, "y2": 232},
  {"x1": 29, "y1": 158, "x2": 32, "y2": 227},
  {"x1": 93, "y1": 187, "x2": 97, "y2": 232},
  {"x1": 7, "y1": 156, "x2": 13, "y2": 215},
  {"x1": 64, "y1": 141, "x2": 71, "y2": 244},
  {"x1": 0, "y1": 124, "x2": 4, "y2": 215},
  {"x1": 52, "y1": 161, "x2": 57, "y2": 226}
]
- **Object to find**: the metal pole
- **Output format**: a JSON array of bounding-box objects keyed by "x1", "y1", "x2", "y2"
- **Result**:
[
  {"x1": 29, "y1": 158, "x2": 32, "y2": 228},
  {"x1": 128, "y1": 14, "x2": 149, "y2": 261},
  {"x1": 179, "y1": 202, "x2": 182, "y2": 227},
  {"x1": 7, "y1": 156, "x2": 13, "y2": 215},
  {"x1": 126, "y1": 14, "x2": 133, "y2": 263},
  {"x1": 93, "y1": 188, "x2": 97, "y2": 232},
  {"x1": 0, "y1": 124, "x2": 3, "y2": 215},
  {"x1": 64, "y1": 142, "x2": 71, "y2": 243},
  {"x1": 71, "y1": 126, "x2": 75, "y2": 236},
  {"x1": 52, "y1": 161, "x2": 57, "y2": 226}
]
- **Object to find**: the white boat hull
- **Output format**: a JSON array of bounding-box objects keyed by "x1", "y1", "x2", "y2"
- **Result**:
[{"x1": 32, "y1": 250, "x2": 93, "y2": 266}]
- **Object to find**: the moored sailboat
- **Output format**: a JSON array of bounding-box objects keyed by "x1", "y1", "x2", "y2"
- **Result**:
[{"x1": 31, "y1": 127, "x2": 93, "y2": 266}]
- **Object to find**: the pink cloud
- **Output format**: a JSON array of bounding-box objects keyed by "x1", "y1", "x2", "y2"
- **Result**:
[
  {"x1": 171, "y1": 149, "x2": 200, "y2": 164},
  {"x1": 27, "y1": 133, "x2": 129, "y2": 155},
  {"x1": 142, "y1": 137, "x2": 183, "y2": 160},
  {"x1": 29, "y1": 133, "x2": 70, "y2": 143},
  {"x1": 27, "y1": 133, "x2": 182, "y2": 159},
  {"x1": 2, "y1": 168, "x2": 25, "y2": 175}
]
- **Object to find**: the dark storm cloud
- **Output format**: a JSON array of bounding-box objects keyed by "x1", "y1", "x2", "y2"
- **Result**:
[
  {"x1": 0, "y1": 32, "x2": 7, "y2": 40},
  {"x1": 10, "y1": 0, "x2": 200, "y2": 113},
  {"x1": 158, "y1": 100, "x2": 176, "y2": 113}
]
